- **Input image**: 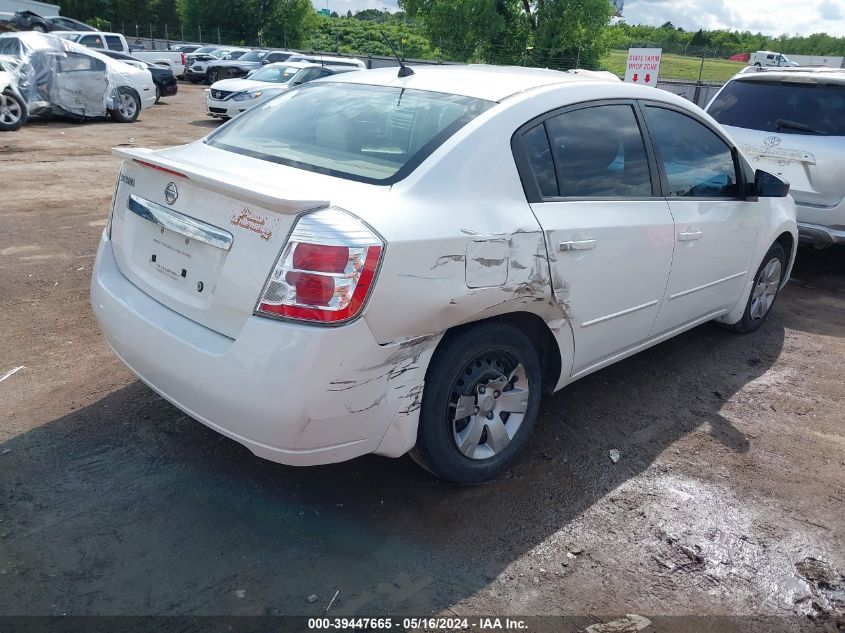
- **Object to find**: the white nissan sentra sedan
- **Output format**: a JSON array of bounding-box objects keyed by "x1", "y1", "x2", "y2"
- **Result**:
[{"x1": 91, "y1": 65, "x2": 797, "y2": 483}]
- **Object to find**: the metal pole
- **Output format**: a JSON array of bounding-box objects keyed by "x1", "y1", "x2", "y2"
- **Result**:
[
  {"x1": 217, "y1": 27, "x2": 220, "y2": 44},
  {"x1": 181, "y1": 24, "x2": 184, "y2": 42},
  {"x1": 198, "y1": 25, "x2": 202, "y2": 43},
  {"x1": 165, "y1": 24, "x2": 168, "y2": 40}
]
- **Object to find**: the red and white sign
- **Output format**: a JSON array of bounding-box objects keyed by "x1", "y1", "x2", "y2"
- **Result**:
[{"x1": 624, "y1": 48, "x2": 662, "y2": 86}]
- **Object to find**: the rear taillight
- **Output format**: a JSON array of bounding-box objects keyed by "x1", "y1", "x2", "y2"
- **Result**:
[
  {"x1": 256, "y1": 208, "x2": 384, "y2": 324},
  {"x1": 181, "y1": 52, "x2": 186, "y2": 66}
]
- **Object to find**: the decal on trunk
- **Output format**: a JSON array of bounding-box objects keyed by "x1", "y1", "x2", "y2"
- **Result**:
[{"x1": 230, "y1": 206, "x2": 276, "y2": 241}]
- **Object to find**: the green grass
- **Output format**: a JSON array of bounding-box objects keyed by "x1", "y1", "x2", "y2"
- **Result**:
[{"x1": 602, "y1": 49, "x2": 746, "y2": 83}]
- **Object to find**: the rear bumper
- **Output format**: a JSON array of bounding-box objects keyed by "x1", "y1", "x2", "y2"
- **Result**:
[
  {"x1": 90, "y1": 234, "x2": 429, "y2": 466},
  {"x1": 159, "y1": 78, "x2": 178, "y2": 97},
  {"x1": 795, "y1": 198, "x2": 845, "y2": 246},
  {"x1": 797, "y1": 222, "x2": 845, "y2": 246}
]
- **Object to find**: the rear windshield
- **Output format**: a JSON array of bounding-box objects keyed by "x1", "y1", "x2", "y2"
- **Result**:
[
  {"x1": 708, "y1": 79, "x2": 845, "y2": 136},
  {"x1": 238, "y1": 50, "x2": 265, "y2": 63},
  {"x1": 206, "y1": 82, "x2": 494, "y2": 184}
]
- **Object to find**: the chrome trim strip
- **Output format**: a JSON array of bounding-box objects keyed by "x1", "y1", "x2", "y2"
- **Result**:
[
  {"x1": 127, "y1": 195, "x2": 233, "y2": 251},
  {"x1": 581, "y1": 299, "x2": 658, "y2": 328},
  {"x1": 669, "y1": 271, "x2": 747, "y2": 300}
]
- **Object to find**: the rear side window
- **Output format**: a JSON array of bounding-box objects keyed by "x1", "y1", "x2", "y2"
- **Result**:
[
  {"x1": 708, "y1": 79, "x2": 845, "y2": 136},
  {"x1": 79, "y1": 34, "x2": 105, "y2": 48},
  {"x1": 207, "y1": 83, "x2": 494, "y2": 184},
  {"x1": 521, "y1": 124, "x2": 557, "y2": 197},
  {"x1": 105, "y1": 36, "x2": 123, "y2": 51},
  {"x1": 544, "y1": 104, "x2": 652, "y2": 197},
  {"x1": 645, "y1": 106, "x2": 738, "y2": 198}
]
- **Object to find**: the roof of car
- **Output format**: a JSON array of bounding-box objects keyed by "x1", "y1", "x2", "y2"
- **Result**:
[
  {"x1": 734, "y1": 66, "x2": 845, "y2": 84},
  {"x1": 325, "y1": 64, "x2": 620, "y2": 102}
]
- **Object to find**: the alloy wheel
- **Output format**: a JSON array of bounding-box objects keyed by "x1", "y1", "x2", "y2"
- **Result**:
[
  {"x1": 0, "y1": 93, "x2": 22, "y2": 125},
  {"x1": 119, "y1": 94, "x2": 137, "y2": 119},
  {"x1": 750, "y1": 257, "x2": 782, "y2": 320}
]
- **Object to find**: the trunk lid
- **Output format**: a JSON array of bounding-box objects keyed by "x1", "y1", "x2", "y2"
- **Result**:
[
  {"x1": 728, "y1": 125, "x2": 845, "y2": 209},
  {"x1": 109, "y1": 144, "x2": 333, "y2": 339}
]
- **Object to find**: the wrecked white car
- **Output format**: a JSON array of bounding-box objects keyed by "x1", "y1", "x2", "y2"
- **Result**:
[
  {"x1": 91, "y1": 65, "x2": 797, "y2": 483},
  {"x1": 0, "y1": 54, "x2": 26, "y2": 130},
  {"x1": 0, "y1": 31, "x2": 155, "y2": 123}
]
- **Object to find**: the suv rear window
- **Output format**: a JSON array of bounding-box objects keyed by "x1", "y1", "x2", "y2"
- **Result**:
[
  {"x1": 708, "y1": 79, "x2": 845, "y2": 136},
  {"x1": 207, "y1": 83, "x2": 493, "y2": 184}
]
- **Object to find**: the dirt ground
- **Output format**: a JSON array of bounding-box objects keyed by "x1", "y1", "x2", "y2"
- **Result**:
[{"x1": 1, "y1": 83, "x2": 843, "y2": 628}]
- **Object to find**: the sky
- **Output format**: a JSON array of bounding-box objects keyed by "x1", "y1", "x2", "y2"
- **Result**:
[{"x1": 311, "y1": 0, "x2": 845, "y2": 37}]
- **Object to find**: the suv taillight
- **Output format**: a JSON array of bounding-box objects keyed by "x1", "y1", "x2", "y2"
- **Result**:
[
  {"x1": 256, "y1": 208, "x2": 384, "y2": 324},
  {"x1": 181, "y1": 52, "x2": 186, "y2": 66}
]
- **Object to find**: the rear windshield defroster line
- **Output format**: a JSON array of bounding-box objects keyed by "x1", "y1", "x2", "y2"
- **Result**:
[{"x1": 205, "y1": 82, "x2": 495, "y2": 185}]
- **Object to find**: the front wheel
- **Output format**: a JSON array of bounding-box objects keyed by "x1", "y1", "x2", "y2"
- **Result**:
[
  {"x1": 411, "y1": 322, "x2": 543, "y2": 484},
  {"x1": 722, "y1": 242, "x2": 786, "y2": 333},
  {"x1": 154, "y1": 84, "x2": 161, "y2": 104},
  {"x1": 0, "y1": 90, "x2": 27, "y2": 131},
  {"x1": 109, "y1": 87, "x2": 140, "y2": 123},
  {"x1": 207, "y1": 70, "x2": 218, "y2": 84}
]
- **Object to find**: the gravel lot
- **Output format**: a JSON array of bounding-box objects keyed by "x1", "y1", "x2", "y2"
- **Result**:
[{"x1": 1, "y1": 84, "x2": 843, "y2": 628}]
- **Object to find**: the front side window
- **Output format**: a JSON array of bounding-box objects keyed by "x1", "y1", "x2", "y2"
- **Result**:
[
  {"x1": 543, "y1": 104, "x2": 652, "y2": 197},
  {"x1": 207, "y1": 83, "x2": 493, "y2": 183},
  {"x1": 645, "y1": 106, "x2": 738, "y2": 198},
  {"x1": 708, "y1": 79, "x2": 845, "y2": 136}
]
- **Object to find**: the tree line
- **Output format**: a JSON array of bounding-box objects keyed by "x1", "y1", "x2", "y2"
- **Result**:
[{"x1": 57, "y1": 0, "x2": 845, "y2": 63}]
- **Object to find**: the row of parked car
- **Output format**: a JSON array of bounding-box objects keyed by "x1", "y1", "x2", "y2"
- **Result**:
[
  {"x1": 0, "y1": 31, "x2": 175, "y2": 130},
  {"x1": 182, "y1": 44, "x2": 365, "y2": 84},
  {"x1": 197, "y1": 49, "x2": 366, "y2": 119}
]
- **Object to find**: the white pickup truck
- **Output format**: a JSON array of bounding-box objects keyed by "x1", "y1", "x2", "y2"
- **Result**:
[{"x1": 52, "y1": 31, "x2": 186, "y2": 77}]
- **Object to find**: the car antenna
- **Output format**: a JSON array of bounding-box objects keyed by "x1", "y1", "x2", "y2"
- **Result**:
[{"x1": 380, "y1": 31, "x2": 413, "y2": 77}]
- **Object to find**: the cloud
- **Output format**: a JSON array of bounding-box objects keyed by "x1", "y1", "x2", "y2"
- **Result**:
[
  {"x1": 311, "y1": 0, "x2": 845, "y2": 37},
  {"x1": 819, "y1": 0, "x2": 843, "y2": 21},
  {"x1": 621, "y1": 0, "x2": 845, "y2": 36}
]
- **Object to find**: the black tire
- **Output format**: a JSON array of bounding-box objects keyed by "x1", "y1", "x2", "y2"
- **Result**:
[
  {"x1": 208, "y1": 70, "x2": 218, "y2": 84},
  {"x1": 722, "y1": 242, "x2": 786, "y2": 333},
  {"x1": 412, "y1": 321, "x2": 543, "y2": 484},
  {"x1": 154, "y1": 84, "x2": 161, "y2": 104},
  {"x1": 754, "y1": 62, "x2": 762, "y2": 67},
  {"x1": 31, "y1": 24, "x2": 46, "y2": 33},
  {"x1": 108, "y1": 87, "x2": 140, "y2": 123},
  {"x1": 0, "y1": 90, "x2": 27, "y2": 131}
]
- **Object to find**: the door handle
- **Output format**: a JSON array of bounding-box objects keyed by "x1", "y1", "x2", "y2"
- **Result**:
[
  {"x1": 678, "y1": 230, "x2": 703, "y2": 241},
  {"x1": 558, "y1": 239, "x2": 597, "y2": 252}
]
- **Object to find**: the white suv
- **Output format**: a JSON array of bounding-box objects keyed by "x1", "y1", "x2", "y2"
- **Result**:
[
  {"x1": 707, "y1": 66, "x2": 845, "y2": 247},
  {"x1": 91, "y1": 65, "x2": 797, "y2": 483}
]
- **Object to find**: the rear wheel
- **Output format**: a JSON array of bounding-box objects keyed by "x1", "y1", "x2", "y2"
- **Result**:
[
  {"x1": 722, "y1": 242, "x2": 786, "y2": 333},
  {"x1": 154, "y1": 84, "x2": 161, "y2": 104},
  {"x1": 411, "y1": 322, "x2": 542, "y2": 484},
  {"x1": 0, "y1": 90, "x2": 26, "y2": 131},
  {"x1": 31, "y1": 24, "x2": 47, "y2": 32},
  {"x1": 754, "y1": 62, "x2": 762, "y2": 67},
  {"x1": 109, "y1": 87, "x2": 140, "y2": 123}
]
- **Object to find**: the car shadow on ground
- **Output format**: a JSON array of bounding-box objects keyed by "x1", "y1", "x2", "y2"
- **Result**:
[
  {"x1": 0, "y1": 312, "x2": 785, "y2": 614},
  {"x1": 189, "y1": 119, "x2": 222, "y2": 128},
  {"x1": 781, "y1": 244, "x2": 845, "y2": 339}
]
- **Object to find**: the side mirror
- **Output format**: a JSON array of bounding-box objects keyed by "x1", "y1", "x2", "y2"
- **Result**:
[{"x1": 754, "y1": 170, "x2": 790, "y2": 198}]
